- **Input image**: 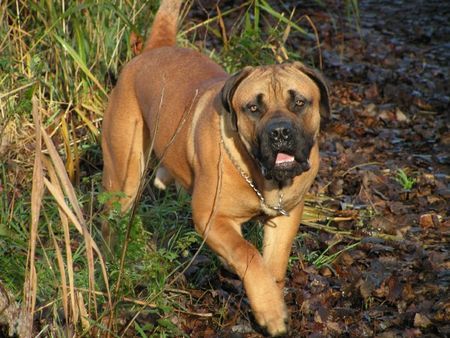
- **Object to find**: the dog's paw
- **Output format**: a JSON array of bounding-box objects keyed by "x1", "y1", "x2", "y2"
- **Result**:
[{"x1": 253, "y1": 298, "x2": 289, "y2": 336}]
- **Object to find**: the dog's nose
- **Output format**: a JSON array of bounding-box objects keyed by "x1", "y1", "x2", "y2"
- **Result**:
[{"x1": 267, "y1": 120, "x2": 293, "y2": 142}]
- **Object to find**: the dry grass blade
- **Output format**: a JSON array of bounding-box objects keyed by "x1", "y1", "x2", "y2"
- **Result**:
[
  {"x1": 61, "y1": 117, "x2": 75, "y2": 181},
  {"x1": 74, "y1": 107, "x2": 100, "y2": 138},
  {"x1": 41, "y1": 122, "x2": 112, "y2": 332},
  {"x1": 297, "y1": 14, "x2": 323, "y2": 69},
  {"x1": 23, "y1": 96, "x2": 44, "y2": 337},
  {"x1": 47, "y1": 221, "x2": 70, "y2": 331},
  {"x1": 39, "y1": 124, "x2": 113, "y2": 325},
  {"x1": 41, "y1": 128, "x2": 98, "y2": 316},
  {"x1": 0, "y1": 81, "x2": 36, "y2": 100},
  {"x1": 216, "y1": 5, "x2": 228, "y2": 49},
  {"x1": 41, "y1": 127, "x2": 84, "y2": 222},
  {"x1": 76, "y1": 291, "x2": 90, "y2": 332},
  {"x1": 75, "y1": 287, "x2": 157, "y2": 308},
  {"x1": 44, "y1": 156, "x2": 78, "y2": 327},
  {"x1": 71, "y1": 119, "x2": 81, "y2": 184},
  {"x1": 41, "y1": 177, "x2": 107, "y2": 333}
]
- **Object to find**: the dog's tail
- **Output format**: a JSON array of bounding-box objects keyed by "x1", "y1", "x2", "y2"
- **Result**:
[{"x1": 143, "y1": 0, "x2": 182, "y2": 51}]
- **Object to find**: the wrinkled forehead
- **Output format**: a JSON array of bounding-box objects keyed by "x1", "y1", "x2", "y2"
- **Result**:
[{"x1": 233, "y1": 65, "x2": 320, "y2": 103}]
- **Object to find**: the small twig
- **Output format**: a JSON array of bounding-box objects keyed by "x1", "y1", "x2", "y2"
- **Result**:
[
  {"x1": 297, "y1": 14, "x2": 323, "y2": 70},
  {"x1": 165, "y1": 288, "x2": 192, "y2": 296},
  {"x1": 0, "y1": 81, "x2": 36, "y2": 100},
  {"x1": 302, "y1": 221, "x2": 404, "y2": 242},
  {"x1": 174, "y1": 308, "x2": 213, "y2": 318},
  {"x1": 76, "y1": 288, "x2": 157, "y2": 309},
  {"x1": 332, "y1": 216, "x2": 355, "y2": 222},
  {"x1": 302, "y1": 221, "x2": 357, "y2": 238},
  {"x1": 364, "y1": 232, "x2": 403, "y2": 242}
]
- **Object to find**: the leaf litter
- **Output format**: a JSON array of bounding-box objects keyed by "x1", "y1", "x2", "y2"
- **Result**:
[{"x1": 177, "y1": 0, "x2": 450, "y2": 337}]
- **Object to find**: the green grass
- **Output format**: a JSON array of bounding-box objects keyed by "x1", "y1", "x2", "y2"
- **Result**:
[
  {"x1": 0, "y1": 1, "x2": 360, "y2": 336},
  {"x1": 395, "y1": 168, "x2": 416, "y2": 191},
  {"x1": 308, "y1": 240, "x2": 360, "y2": 269}
]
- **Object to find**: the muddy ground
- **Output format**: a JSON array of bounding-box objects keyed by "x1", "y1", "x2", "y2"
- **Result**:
[{"x1": 156, "y1": 1, "x2": 450, "y2": 337}]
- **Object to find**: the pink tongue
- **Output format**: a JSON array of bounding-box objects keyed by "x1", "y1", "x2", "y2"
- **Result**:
[{"x1": 275, "y1": 153, "x2": 295, "y2": 164}]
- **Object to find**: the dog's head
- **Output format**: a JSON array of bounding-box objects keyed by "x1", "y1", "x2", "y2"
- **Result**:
[{"x1": 221, "y1": 62, "x2": 330, "y2": 185}]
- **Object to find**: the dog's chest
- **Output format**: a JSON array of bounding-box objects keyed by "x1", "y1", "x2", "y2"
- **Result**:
[{"x1": 260, "y1": 187, "x2": 302, "y2": 216}]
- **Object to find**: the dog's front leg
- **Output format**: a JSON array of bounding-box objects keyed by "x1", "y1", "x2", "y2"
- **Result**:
[
  {"x1": 263, "y1": 201, "x2": 304, "y2": 290},
  {"x1": 192, "y1": 207, "x2": 289, "y2": 336}
]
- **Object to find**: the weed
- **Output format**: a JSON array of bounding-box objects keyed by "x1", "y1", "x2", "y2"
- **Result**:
[
  {"x1": 345, "y1": 0, "x2": 361, "y2": 32},
  {"x1": 310, "y1": 240, "x2": 360, "y2": 269},
  {"x1": 356, "y1": 205, "x2": 376, "y2": 228},
  {"x1": 395, "y1": 168, "x2": 416, "y2": 191},
  {"x1": 208, "y1": 0, "x2": 316, "y2": 72}
]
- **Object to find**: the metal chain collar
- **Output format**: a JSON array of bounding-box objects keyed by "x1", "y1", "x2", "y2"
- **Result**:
[{"x1": 220, "y1": 135, "x2": 289, "y2": 217}]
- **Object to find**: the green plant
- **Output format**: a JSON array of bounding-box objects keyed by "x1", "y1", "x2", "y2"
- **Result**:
[
  {"x1": 345, "y1": 0, "x2": 361, "y2": 32},
  {"x1": 210, "y1": 0, "x2": 314, "y2": 73},
  {"x1": 308, "y1": 240, "x2": 360, "y2": 269},
  {"x1": 395, "y1": 168, "x2": 416, "y2": 191}
]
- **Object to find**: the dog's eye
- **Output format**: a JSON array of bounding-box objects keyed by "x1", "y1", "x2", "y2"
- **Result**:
[
  {"x1": 295, "y1": 99, "x2": 305, "y2": 107},
  {"x1": 249, "y1": 104, "x2": 258, "y2": 113}
]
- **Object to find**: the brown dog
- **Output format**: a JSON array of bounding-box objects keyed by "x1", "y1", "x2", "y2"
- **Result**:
[{"x1": 102, "y1": 0, "x2": 329, "y2": 335}]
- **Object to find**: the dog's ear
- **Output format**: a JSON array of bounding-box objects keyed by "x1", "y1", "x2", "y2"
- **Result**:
[
  {"x1": 221, "y1": 66, "x2": 253, "y2": 132},
  {"x1": 293, "y1": 62, "x2": 331, "y2": 121}
]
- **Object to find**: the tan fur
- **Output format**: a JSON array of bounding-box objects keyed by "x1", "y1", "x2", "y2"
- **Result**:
[
  {"x1": 102, "y1": 0, "x2": 328, "y2": 335},
  {"x1": 144, "y1": 0, "x2": 182, "y2": 50}
]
